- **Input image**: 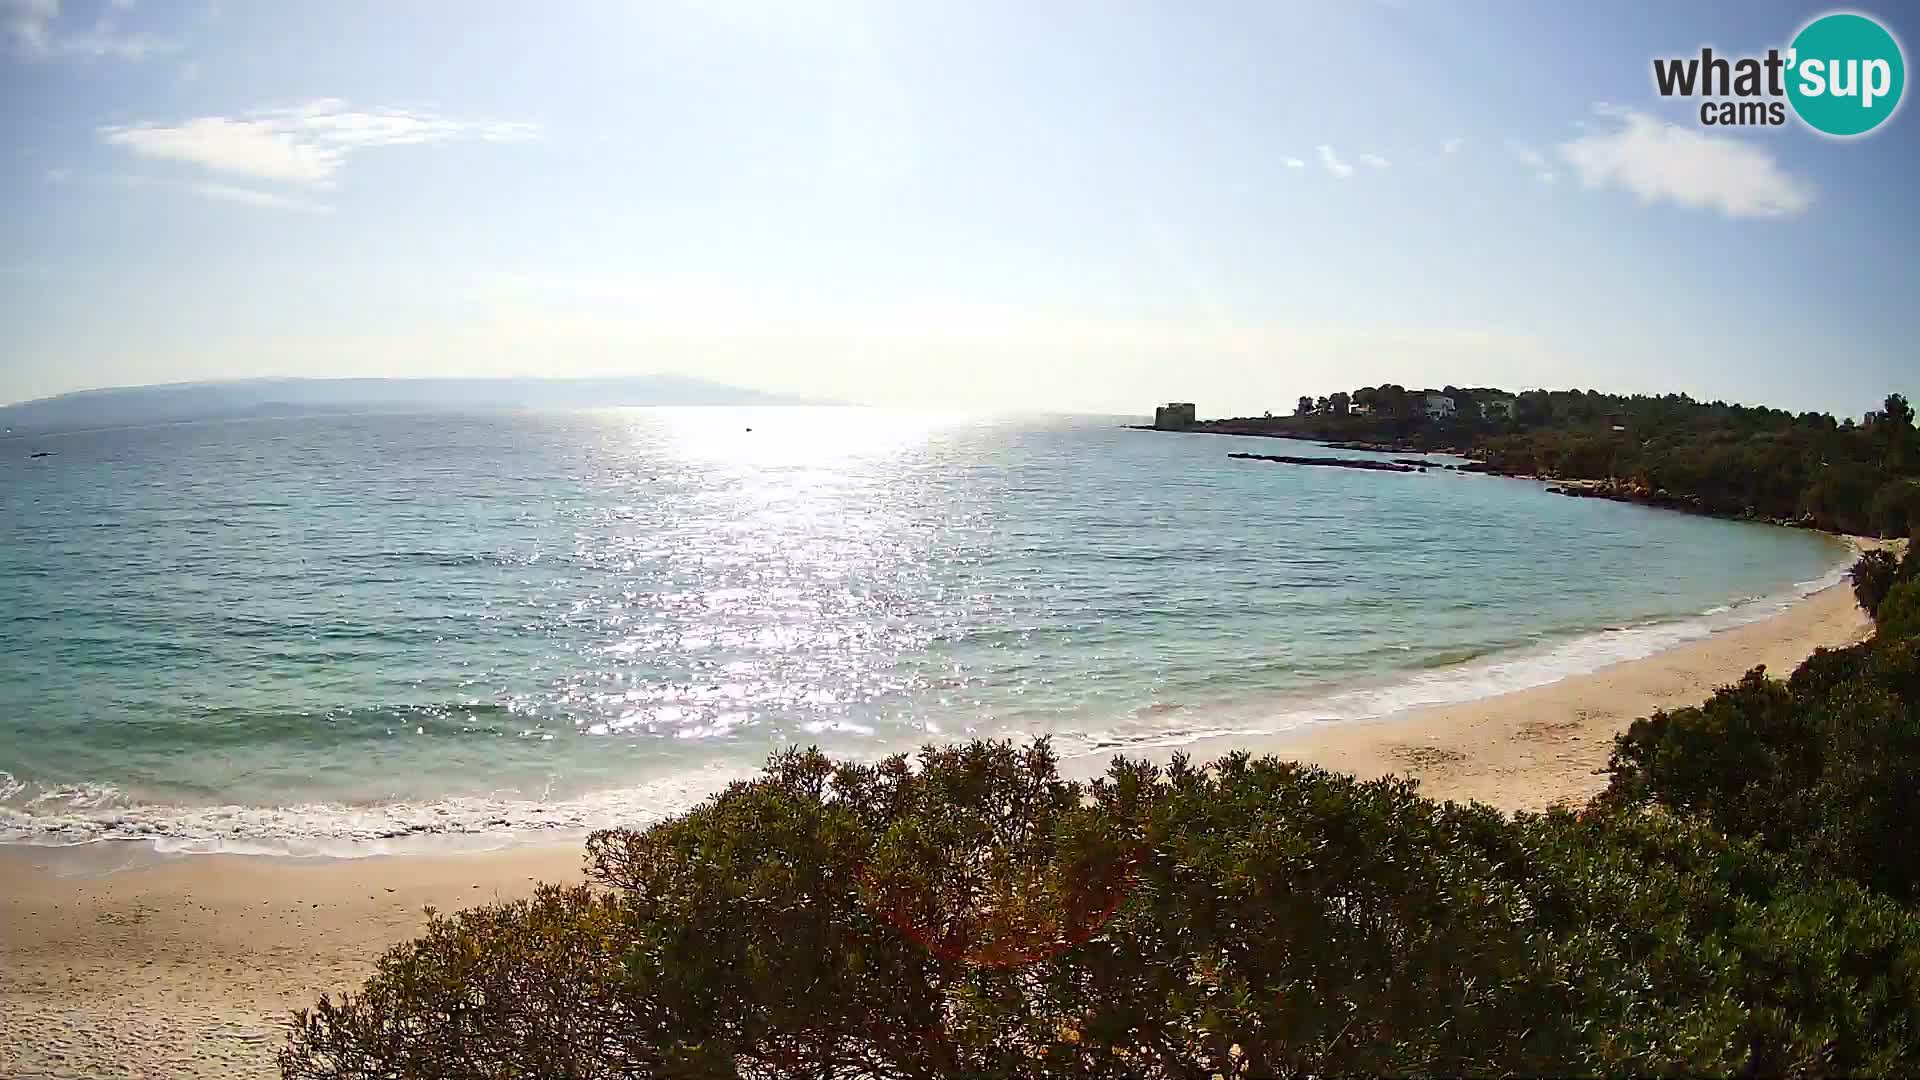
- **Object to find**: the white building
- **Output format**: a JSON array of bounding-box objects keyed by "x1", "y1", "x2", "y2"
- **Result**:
[
  {"x1": 1424, "y1": 392, "x2": 1456, "y2": 420},
  {"x1": 1480, "y1": 396, "x2": 1516, "y2": 419}
]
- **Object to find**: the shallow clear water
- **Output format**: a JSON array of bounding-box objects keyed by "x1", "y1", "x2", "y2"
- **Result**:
[{"x1": 0, "y1": 408, "x2": 1850, "y2": 852}]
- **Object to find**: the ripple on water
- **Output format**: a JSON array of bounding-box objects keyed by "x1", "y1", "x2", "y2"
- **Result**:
[{"x1": 0, "y1": 410, "x2": 1853, "y2": 849}]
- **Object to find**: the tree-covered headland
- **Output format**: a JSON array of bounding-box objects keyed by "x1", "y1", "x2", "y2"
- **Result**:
[{"x1": 1195, "y1": 387, "x2": 1920, "y2": 537}]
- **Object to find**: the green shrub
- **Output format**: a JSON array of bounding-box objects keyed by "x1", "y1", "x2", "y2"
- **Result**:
[
  {"x1": 1872, "y1": 479, "x2": 1920, "y2": 539},
  {"x1": 1606, "y1": 637, "x2": 1920, "y2": 903},
  {"x1": 1507, "y1": 807, "x2": 1920, "y2": 1075},
  {"x1": 1882, "y1": 579, "x2": 1920, "y2": 641},
  {"x1": 283, "y1": 740, "x2": 1920, "y2": 1079},
  {"x1": 1853, "y1": 549, "x2": 1902, "y2": 616},
  {"x1": 280, "y1": 884, "x2": 663, "y2": 1078}
]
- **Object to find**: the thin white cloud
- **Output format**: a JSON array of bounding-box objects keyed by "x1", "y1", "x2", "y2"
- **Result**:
[
  {"x1": 1358, "y1": 152, "x2": 1389, "y2": 169},
  {"x1": 1558, "y1": 105, "x2": 1814, "y2": 218},
  {"x1": 43, "y1": 166, "x2": 69, "y2": 183},
  {"x1": 189, "y1": 181, "x2": 331, "y2": 213},
  {"x1": 104, "y1": 116, "x2": 340, "y2": 184},
  {"x1": 99, "y1": 100, "x2": 539, "y2": 188},
  {"x1": 1283, "y1": 156, "x2": 1306, "y2": 169},
  {"x1": 1509, "y1": 142, "x2": 1556, "y2": 185},
  {"x1": 1316, "y1": 144, "x2": 1354, "y2": 178},
  {"x1": 1442, "y1": 137, "x2": 1465, "y2": 154},
  {"x1": 98, "y1": 171, "x2": 333, "y2": 212}
]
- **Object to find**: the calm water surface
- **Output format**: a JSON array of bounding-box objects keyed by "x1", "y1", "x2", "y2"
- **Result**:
[{"x1": 0, "y1": 408, "x2": 1849, "y2": 852}]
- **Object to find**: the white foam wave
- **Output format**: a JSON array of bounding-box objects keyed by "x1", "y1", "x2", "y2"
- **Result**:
[
  {"x1": 0, "y1": 763, "x2": 760, "y2": 859},
  {"x1": 1050, "y1": 553, "x2": 1855, "y2": 758}
]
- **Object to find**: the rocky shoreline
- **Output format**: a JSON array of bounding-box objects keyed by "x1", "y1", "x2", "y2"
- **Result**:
[
  {"x1": 1538, "y1": 477, "x2": 1821, "y2": 529},
  {"x1": 1124, "y1": 424, "x2": 1464, "y2": 456},
  {"x1": 1135, "y1": 422, "x2": 1827, "y2": 532}
]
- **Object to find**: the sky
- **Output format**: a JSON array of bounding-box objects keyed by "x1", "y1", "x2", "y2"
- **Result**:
[{"x1": 2, "y1": 0, "x2": 1916, "y2": 418}]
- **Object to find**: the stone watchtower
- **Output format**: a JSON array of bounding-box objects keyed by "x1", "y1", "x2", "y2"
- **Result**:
[{"x1": 1154, "y1": 402, "x2": 1196, "y2": 430}]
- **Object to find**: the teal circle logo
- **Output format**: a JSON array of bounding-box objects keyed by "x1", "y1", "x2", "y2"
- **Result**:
[{"x1": 1786, "y1": 12, "x2": 1905, "y2": 136}]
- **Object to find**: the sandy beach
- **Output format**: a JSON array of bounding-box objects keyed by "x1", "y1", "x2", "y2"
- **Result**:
[
  {"x1": 0, "y1": 572, "x2": 1877, "y2": 1080},
  {"x1": 1133, "y1": 574, "x2": 1875, "y2": 811}
]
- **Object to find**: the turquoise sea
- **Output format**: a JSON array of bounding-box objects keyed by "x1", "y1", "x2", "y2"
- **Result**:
[{"x1": 0, "y1": 408, "x2": 1851, "y2": 854}]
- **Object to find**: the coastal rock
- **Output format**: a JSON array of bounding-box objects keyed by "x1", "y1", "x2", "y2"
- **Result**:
[
  {"x1": 1324, "y1": 440, "x2": 1423, "y2": 454},
  {"x1": 1228, "y1": 452, "x2": 1420, "y2": 474}
]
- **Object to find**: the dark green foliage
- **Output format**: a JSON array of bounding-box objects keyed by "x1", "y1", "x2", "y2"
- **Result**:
[
  {"x1": 1881, "y1": 579, "x2": 1920, "y2": 641},
  {"x1": 1221, "y1": 386, "x2": 1920, "y2": 536},
  {"x1": 1606, "y1": 633, "x2": 1920, "y2": 904},
  {"x1": 285, "y1": 738, "x2": 1920, "y2": 1078},
  {"x1": 280, "y1": 884, "x2": 662, "y2": 1078},
  {"x1": 1507, "y1": 808, "x2": 1920, "y2": 1076},
  {"x1": 1854, "y1": 549, "x2": 1902, "y2": 615},
  {"x1": 1872, "y1": 479, "x2": 1920, "y2": 538}
]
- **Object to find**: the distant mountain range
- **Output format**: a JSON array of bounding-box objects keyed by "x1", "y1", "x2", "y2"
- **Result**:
[{"x1": 0, "y1": 376, "x2": 823, "y2": 436}]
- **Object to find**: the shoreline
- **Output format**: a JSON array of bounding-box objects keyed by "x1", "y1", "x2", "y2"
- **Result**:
[
  {"x1": 1070, "y1": 569, "x2": 1872, "y2": 811},
  {"x1": 1134, "y1": 424, "x2": 1863, "y2": 533},
  {"x1": 0, "y1": 569, "x2": 1880, "y2": 1078}
]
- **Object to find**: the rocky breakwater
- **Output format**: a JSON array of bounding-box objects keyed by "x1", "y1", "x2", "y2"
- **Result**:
[{"x1": 1228, "y1": 452, "x2": 1422, "y2": 473}]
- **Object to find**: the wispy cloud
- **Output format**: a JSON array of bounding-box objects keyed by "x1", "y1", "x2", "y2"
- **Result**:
[
  {"x1": 99, "y1": 99, "x2": 539, "y2": 189},
  {"x1": 1316, "y1": 144, "x2": 1354, "y2": 178},
  {"x1": 1558, "y1": 105, "x2": 1813, "y2": 219},
  {"x1": 4, "y1": 0, "x2": 176, "y2": 59},
  {"x1": 189, "y1": 181, "x2": 331, "y2": 213},
  {"x1": 59, "y1": 25, "x2": 173, "y2": 58},
  {"x1": 98, "y1": 171, "x2": 334, "y2": 212},
  {"x1": 1442, "y1": 137, "x2": 1465, "y2": 154},
  {"x1": 1509, "y1": 141, "x2": 1557, "y2": 184},
  {"x1": 1358, "y1": 152, "x2": 1389, "y2": 169},
  {"x1": 1282, "y1": 156, "x2": 1306, "y2": 169},
  {"x1": 43, "y1": 166, "x2": 69, "y2": 183}
]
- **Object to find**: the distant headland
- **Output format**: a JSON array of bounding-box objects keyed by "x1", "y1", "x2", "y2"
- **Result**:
[
  {"x1": 0, "y1": 376, "x2": 825, "y2": 438},
  {"x1": 1139, "y1": 384, "x2": 1920, "y2": 539}
]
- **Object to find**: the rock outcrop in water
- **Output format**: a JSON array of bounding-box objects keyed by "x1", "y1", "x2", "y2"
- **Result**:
[{"x1": 1228, "y1": 452, "x2": 1420, "y2": 473}]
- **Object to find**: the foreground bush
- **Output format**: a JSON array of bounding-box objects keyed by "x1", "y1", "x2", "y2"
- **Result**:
[
  {"x1": 1852, "y1": 548, "x2": 1901, "y2": 616},
  {"x1": 1881, "y1": 578, "x2": 1920, "y2": 641},
  {"x1": 1604, "y1": 547, "x2": 1920, "y2": 903},
  {"x1": 283, "y1": 741, "x2": 1920, "y2": 1078}
]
